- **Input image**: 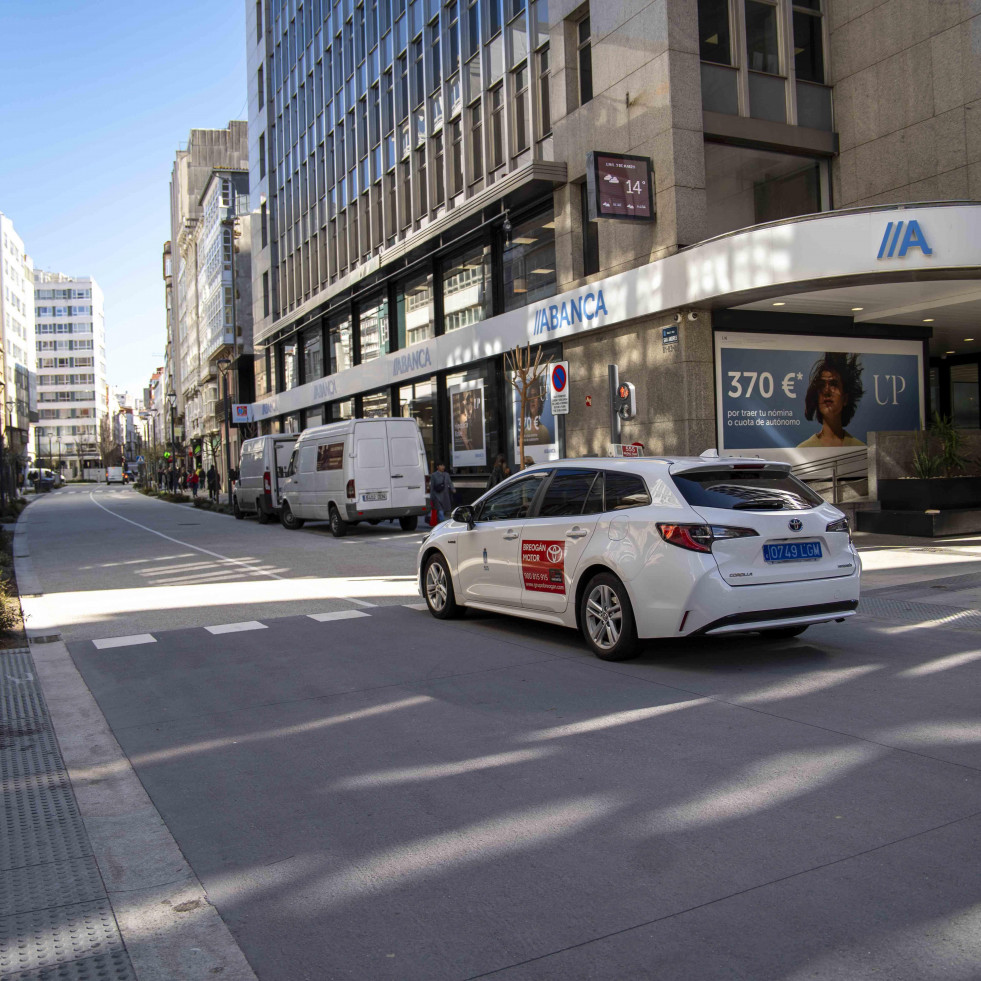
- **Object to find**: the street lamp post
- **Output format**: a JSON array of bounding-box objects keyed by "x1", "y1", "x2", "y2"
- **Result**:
[
  {"x1": 216, "y1": 358, "x2": 233, "y2": 508},
  {"x1": 166, "y1": 391, "x2": 177, "y2": 491}
]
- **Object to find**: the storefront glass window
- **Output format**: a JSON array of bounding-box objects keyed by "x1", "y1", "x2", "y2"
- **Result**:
[
  {"x1": 284, "y1": 412, "x2": 302, "y2": 433},
  {"x1": 704, "y1": 143, "x2": 824, "y2": 237},
  {"x1": 359, "y1": 296, "x2": 390, "y2": 362},
  {"x1": 283, "y1": 342, "x2": 298, "y2": 389},
  {"x1": 399, "y1": 377, "x2": 435, "y2": 470},
  {"x1": 330, "y1": 399, "x2": 355, "y2": 421},
  {"x1": 302, "y1": 326, "x2": 323, "y2": 381},
  {"x1": 330, "y1": 313, "x2": 354, "y2": 373},
  {"x1": 445, "y1": 361, "x2": 500, "y2": 474},
  {"x1": 952, "y1": 362, "x2": 980, "y2": 429},
  {"x1": 503, "y1": 210, "x2": 556, "y2": 312},
  {"x1": 398, "y1": 270, "x2": 435, "y2": 346},
  {"x1": 505, "y1": 340, "x2": 563, "y2": 466},
  {"x1": 362, "y1": 389, "x2": 392, "y2": 416},
  {"x1": 442, "y1": 243, "x2": 492, "y2": 332},
  {"x1": 304, "y1": 406, "x2": 325, "y2": 428}
]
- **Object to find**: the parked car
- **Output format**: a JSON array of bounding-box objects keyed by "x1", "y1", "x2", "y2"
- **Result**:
[
  {"x1": 279, "y1": 417, "x2": 428, "y2": 536},
  {"x1": 26, "y1": 467, "x2": 63, "y2": 490},
  {"x1": 417, "y1": 454, "x2": 860, "y2": 660},
  {"x1": 233, "y1": 434, "x2": 299, "y2": 523}
]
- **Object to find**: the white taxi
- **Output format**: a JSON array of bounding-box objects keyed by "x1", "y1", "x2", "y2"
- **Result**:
[{"x1": 417, "y1": 454, "x2": 860, "y2": 660}]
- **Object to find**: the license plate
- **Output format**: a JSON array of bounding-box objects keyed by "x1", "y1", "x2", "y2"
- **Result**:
[
  {"x1": 361, "y1": 491, "x2": 387, "y2": 502},
  {"x1": 763, "y1": 541, "x2": 822, "y2": 563}
]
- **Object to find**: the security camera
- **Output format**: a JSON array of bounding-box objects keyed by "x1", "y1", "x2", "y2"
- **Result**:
[
  {"x1": 687, "y1": 311, "x2": 699, "y2": 322},
  {"x1": 672, "y1": 312, "x2": 683, "y2": 324}
]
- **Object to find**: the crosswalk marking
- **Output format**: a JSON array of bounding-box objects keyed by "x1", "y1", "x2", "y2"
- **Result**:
[
  {"x1": 205, "y1": 621, "x2": 268, "y2": 635},
  {"x1": 307, "y1": 610, "x2": 372, "y2": 622},
  {"x1": 93, "y1": 634, "x2": 157, "y2": 650},
  {"x1": 403, "y1": 603, "x2": 429, "y2": 612}
]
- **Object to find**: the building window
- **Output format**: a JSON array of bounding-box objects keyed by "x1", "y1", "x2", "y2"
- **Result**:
[
  {"x1": 433, "y1": 132, "x2": 445, "y2": 207},
  {"x1": 359, "y1": 296, "x2": 390, "y2": 362},
  {"x1": 399, "y1": 270, "x2": 435, "y2": 346},
  {"x1": 746, "y1": 0, "x2": 780, "y2": 74},
  {"x1": 262, "y1": 271, "x2": 270, "y2": 317},
  {"x1": 450, "y1": 119, "x2": 464, "y2": 195},
  {"x1": 329, "y1": 314, "x2": 353, "y2": 373},
  {"x1": 537, "y1": 43, "x2": 551, "y2": 136},
  {"x1": 698, "y1": 0, "x2": 731, "y2": 65},
  {"x1": 257, "y1": 64, "x2": 264, "y2": 107},
  {"x1": 576, "y1": 13, "x2": 592, "y2": 106},
  {"x1": 793, "y1": 3, "x2": 824, "y2": 84},
  {"x1": 302, "y1": 327, "x2": 323, "y2": 381},
  {"x1": 416, "y1": 147, "x2": 428, "y2": 216},
  {"x1": 442, "y1": 243, "x2": 492, "y2": 332},
  {"x1": 512, "y1": 63, "x2": 529, "y2": 153},
  {"x1": 256, "y1": 0, "x2": 262, "y2": 39},
  {"x1": 469, "y1": 102, "x2": 483, "y2": 182},
  {"x1": 260, "y1": 200, "x2": 268, "y2": 247},
  {"x1": 259, "y1": 132, "x2": 266, "y2": 178},
  {"x1": 490, "y1": 84, "x2": 504, "y2": 168},
  {"x1": 580, "y1": 183, "x2": 599, "y2": 276},
  {"x1": 503, "y1": 209, "x2": 556, "y2": 311}
]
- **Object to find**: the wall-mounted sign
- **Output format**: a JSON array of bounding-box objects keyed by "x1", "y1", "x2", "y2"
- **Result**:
[
  {"x1": 549, "y1": 361, "x2": 570, "y2": 415},
  {"x1": 662, "y1": 325, "x2": 679, "y2": 346},
  {"x1": 232, "y1": 404, "x2": 254, "y2": 423},
  {"x1": 586, "y1": 151, "x2": 655, "y2": 222}
]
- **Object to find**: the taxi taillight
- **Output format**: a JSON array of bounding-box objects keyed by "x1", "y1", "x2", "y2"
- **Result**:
[{"x1": 657, "y1": 523, "x2": 758, "y2": 553}]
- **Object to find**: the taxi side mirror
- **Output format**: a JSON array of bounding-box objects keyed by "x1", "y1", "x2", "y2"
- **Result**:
[{"x1": 452, "y1": 505, "x2": 475, "y2": 530}]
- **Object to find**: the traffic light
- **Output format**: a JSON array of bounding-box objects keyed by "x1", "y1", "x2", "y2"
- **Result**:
[{"x1": 613, "y1": 381, "x2": 636, "y2": 420}]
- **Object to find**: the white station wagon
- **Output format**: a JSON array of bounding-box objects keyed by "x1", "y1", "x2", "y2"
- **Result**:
[{"x1": 417, "y1": 454, "x2": 861, "y2": 660}]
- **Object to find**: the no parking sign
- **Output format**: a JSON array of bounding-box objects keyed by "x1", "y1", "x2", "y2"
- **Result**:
[{"x1": 549, "y1": 361, "x2": 570, "y2": 415}]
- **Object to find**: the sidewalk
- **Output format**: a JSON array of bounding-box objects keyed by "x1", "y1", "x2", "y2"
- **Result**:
[
  {"x1": 3, "y1": 520, "x2": 981, "y2": 979},
  {"x1": 1, "y1": 520, "x2": 257, "y2": 981}
]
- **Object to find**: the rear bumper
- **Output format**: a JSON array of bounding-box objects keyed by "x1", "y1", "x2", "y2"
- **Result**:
[
  {"x1": 696, "y1": 600, "x2": 858, "y2": 635},
  {"x1": 344, "y1": 504, "x2": 426, "y2": 521}
]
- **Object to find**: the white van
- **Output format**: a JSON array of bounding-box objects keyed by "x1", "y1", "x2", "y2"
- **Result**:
[
  {"x1": 233, "y1": 434, "x2": 299, "y2": 523},
  {"x1": 279, "y1": 417, "x2": 427, "y2": 536},
  {"x1": 106, "y1": 466, "x2": 125, "y2": 484}
]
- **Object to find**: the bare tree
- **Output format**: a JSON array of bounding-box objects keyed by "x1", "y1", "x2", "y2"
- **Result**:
[
  {"x1": 504, "y1": 344, "x2": 548, "y2": 470},
  {"x1": 203, "y1": 430, "x2": 223, "y2": 482},
  {"x1": 98, "y1": 415, "x2": 120, "y2": 467}
]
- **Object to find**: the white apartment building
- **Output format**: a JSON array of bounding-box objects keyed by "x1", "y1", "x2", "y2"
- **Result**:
[
  {"x1": 33, "y1": 272, "x2": 107, "y2": 476},
  {"x1": 0, "y1": 212, "x2": 36, "y2": 471}
]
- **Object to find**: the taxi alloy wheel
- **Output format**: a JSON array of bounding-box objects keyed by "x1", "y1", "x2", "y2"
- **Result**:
[
  {"x1": 581, "y1": 572, "x2": 639, "y2": 661},
  {"x1": 424, "y1": 554, "x2": 461, "y2": 619}
]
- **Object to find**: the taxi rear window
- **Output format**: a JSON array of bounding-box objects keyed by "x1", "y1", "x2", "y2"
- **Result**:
[{"x1": 671, "y1": 469, "x2": 823, "y2": 511}]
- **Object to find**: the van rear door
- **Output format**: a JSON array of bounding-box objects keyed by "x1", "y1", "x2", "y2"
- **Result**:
[
  {"x1": 387, "y1": 421, "x2": 427, "y2": 511},
  {"x1": 271, "y1": 437, "x2": 297, "y2": 507},
  {"x1": 351, "y1": 421, "x2": 391, "y2": 515}
]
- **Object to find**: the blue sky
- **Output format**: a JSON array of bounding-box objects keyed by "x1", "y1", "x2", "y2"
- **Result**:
[{"x1": 0, "y1": 0, "x2": 247, "y2": 400}]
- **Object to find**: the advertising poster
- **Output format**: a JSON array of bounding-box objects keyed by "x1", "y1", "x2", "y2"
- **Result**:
[
  {"x1": 510, "y1": 369, "x2": 560, "y2": 465},
  {"x1": 521, "y1": 540, "x2": 566, "y2": 594},
  {"x1": 716, "y1": 333, "x2": 924, "y2": 459},
  {"x1": 449, "y1": 380, "x2": 487, "y2": 468}
]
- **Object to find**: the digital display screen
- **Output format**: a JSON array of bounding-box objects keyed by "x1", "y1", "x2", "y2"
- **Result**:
[{"x1": 586, "y1": 152, "x2": 655, "y2": 221}]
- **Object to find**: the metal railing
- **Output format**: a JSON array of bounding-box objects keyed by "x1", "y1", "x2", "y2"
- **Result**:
[{"x1": 791, "y1": 448, "x2": 868, "y2": 504}]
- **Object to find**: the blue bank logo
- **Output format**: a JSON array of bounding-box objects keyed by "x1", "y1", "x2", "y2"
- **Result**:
[
  {"x1": 392, "y1": 346, "x2": 432, "y2": 377},
  {"x1": 532, "y1": 289, "x2": 608, "y2": 336},
  {"x1": 877, "y1": 220, "x2": 932, "y2": 259}
]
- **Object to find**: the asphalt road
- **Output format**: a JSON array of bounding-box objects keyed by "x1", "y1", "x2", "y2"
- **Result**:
[{"x1": 19, "y1": 486, "x2": 981, "y2": 980}]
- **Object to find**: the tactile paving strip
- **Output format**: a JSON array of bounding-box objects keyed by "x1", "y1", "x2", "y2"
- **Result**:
[
  {"x1": 858, "y1": 596, "x2": 981, "y2": 633},
  {"x1": 0, "y1": 649, "x2": 137, "y2": 980}
]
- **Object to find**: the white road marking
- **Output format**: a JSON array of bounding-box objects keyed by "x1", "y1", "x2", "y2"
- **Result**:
[
  {"x1": 93, "y1": 634, "x2": 157, "y2": 650},
  {"x1": 403, "y1": 603, "x2": 429, "y2": 611},
  {"x1": 205, "y1": 621, "x2": 268, "y2": 635},
  {"x1": 307, "y1": 610, "x2": 372, "y2": 622}
]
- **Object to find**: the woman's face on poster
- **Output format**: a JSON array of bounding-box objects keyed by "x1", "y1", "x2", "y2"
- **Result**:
[{"x1": 817, "y1": 369, "x2": 846, "y2": 421}]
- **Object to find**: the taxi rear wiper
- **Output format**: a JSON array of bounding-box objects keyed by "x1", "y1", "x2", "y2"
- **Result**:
[{"x1": 731, "y1": 498, "x2": 785, "y2": 510}]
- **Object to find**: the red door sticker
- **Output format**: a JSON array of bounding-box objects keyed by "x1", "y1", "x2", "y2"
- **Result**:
[{"x1": 521, "y1": 540, "x2": 566, "y2": 594}]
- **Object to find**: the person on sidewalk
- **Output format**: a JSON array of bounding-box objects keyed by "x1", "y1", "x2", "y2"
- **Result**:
[
  {"x1": 429, "y1": 462, "x2": 455, "y2": 524},
  {"x1": 207, "y1": 464, "x2": 218, "y2": 502},
  {"x1": 188, "y1": 469, "x2": 199, "y2": 497}
]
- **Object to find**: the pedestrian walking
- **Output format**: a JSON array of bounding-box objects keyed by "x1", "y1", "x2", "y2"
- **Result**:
[
  {"x1": 429, "y1": 462, "x2": 455, "y2": 524},
  {"x1": 486, "y1": 454, "x2": 508, "y2": 489},
  {"x1": 188, "y1": 469, "x2": 199, "y2": 497},
  {"x1": 207, "y1": 464, "x2": 218, "y2": 502}
]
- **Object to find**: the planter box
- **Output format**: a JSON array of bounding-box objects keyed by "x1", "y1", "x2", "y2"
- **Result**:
[
  {"x1": 857, "y1": 508, "x2": 981, "y2": 538},
  {"x1": 878, "y1": 477, "x2": 981, "y2": 511}
]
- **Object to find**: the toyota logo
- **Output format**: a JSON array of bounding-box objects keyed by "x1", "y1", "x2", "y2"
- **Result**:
[
  {"x1": 546, "y1": 544, "x2": 564, "y2": 563},
  {"x1": 788, "y1": 519, "x2": 803, "y2": 532}
]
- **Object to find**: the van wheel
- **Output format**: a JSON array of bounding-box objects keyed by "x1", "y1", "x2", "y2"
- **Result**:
[
  {"x1": 233, "y1": 497, "x2": 245, "y2": 520},
  {"x1": 329, "y1": 506, "x2": 348, "y2": 538},
  {"x1": 257, "y1": 503, "x2": 271, "y2": 524},
  {"x1": 399, "y1": 516, "x2": 418, "y2": 532},
  {"x1": 280, "y1": 502, "x2": 304, "y2": 530},
  {"x1": 579, "y1": 573, "x2": 640, "y2": 661},
  {"x1": 424, "y1": 553, "x2": 461, "y2": 619}
]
